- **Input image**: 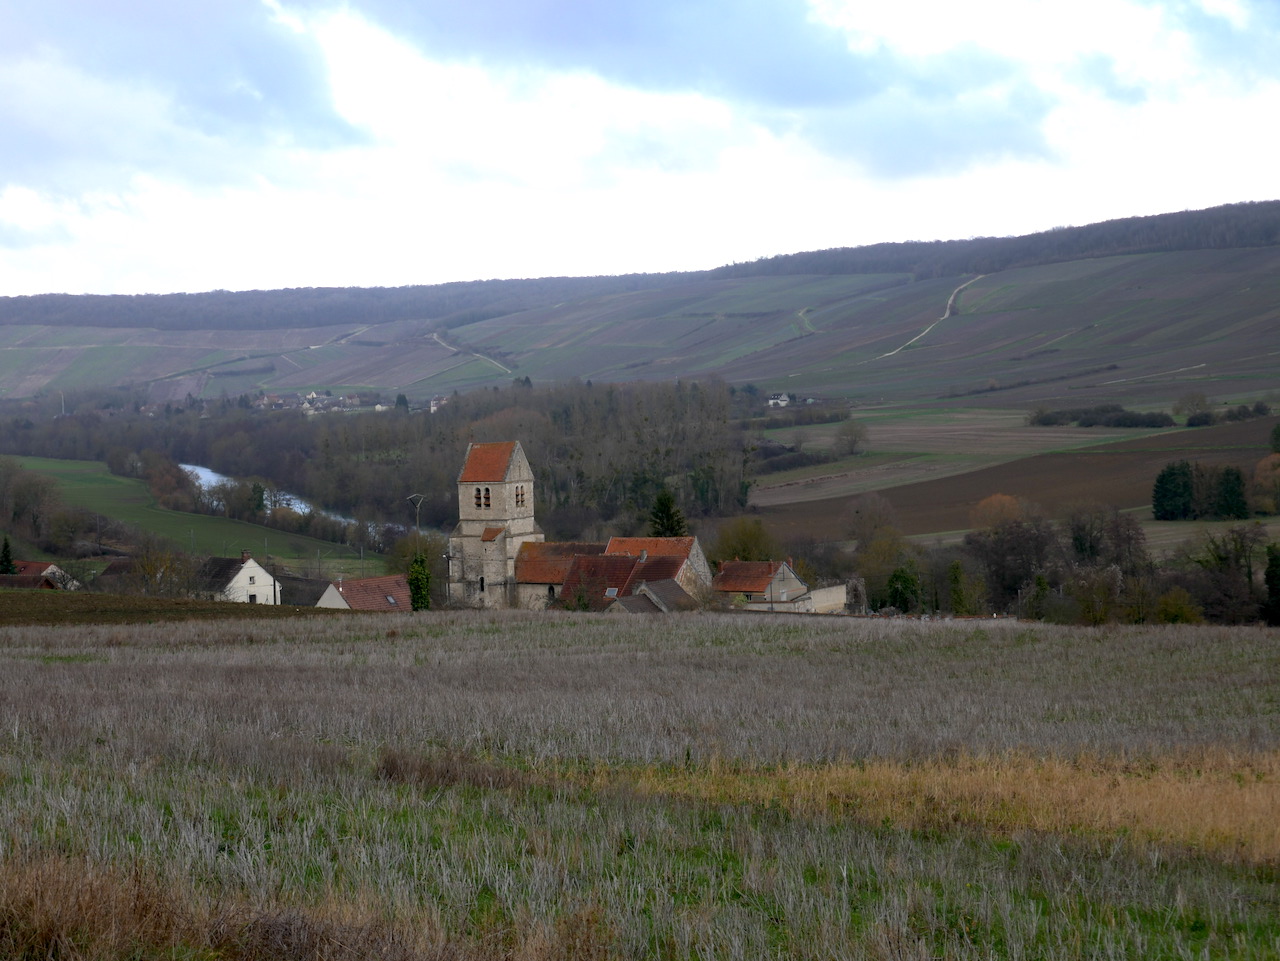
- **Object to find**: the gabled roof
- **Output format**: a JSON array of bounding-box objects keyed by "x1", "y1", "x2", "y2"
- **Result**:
[
  {"x1": 713, "y1": 560, "x2": 785, "y2": 594},
  {"x1": 637, "y1": 578, "x2": 698, "y2": 612},
  {"x1": 334, "y1": 574, "x2": 412, "y2": 611},
  {"x1": 515, "y1": 541, "x2": 606, "y2": 584},
  {"x1": 605, "y1": 536, "x2": 696, "y2": 560},
  {"x1": 608, "y1": 594, "x2": 662, "y2": 614},
  {"x1": 196, "y1": 556, "x2": 247, "y2": 592},
  {"x1": 276, "y1": 574, "x2": 333, "y2": 607},
  {"x1": 13, "y1": 561, "x2": 57, "y2": 577},
  {"x1": 630, "y1": 555, "x2": 683, "y2": 585},
  {"x1": 458, "y1": 441, "x2": 518, "y2": 483},
  {"x1": 480, "y1": 527, "x2": 507, "y2": 542},
  {"x1": 561, "y1": 555, "x2": 644, "y2": 610}
]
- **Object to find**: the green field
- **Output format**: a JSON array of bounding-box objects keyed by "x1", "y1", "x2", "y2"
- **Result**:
[{"x1": 14, "y1": 455, "x2": 378, "y2": 570}]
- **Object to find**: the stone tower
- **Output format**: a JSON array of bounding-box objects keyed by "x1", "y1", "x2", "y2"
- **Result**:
[{"x1": 447, "y1": 441, "x2": 544, "y2": 608}]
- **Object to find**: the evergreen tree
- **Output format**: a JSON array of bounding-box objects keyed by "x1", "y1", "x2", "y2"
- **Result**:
[
  {"x1": 648, "y1": 488, "x2": 689, "y2": 537},
  {"x1": 0, "y1": 535, "x2": 14, "y2": 575},
  {"x1": 407, "y1": 553, "x2": 431, "y2": 611},
  {"x1": 1151, "y1": 460, "x2": 1194, "y2": 520},
  {"x1": 1271, "y1": 422, "x2": 1280, "y2": 454},
  {"x1": 1214, "y1": 466, "x2": 1249, "y2": 520}
]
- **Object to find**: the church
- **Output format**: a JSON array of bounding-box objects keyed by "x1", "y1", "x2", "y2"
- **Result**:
[
  {"x1": 446, "y1": 441, "x2": 545, "y2": 608},
  {"x1": 446, "y1": 440, "x2": 715, "y2": 611}
]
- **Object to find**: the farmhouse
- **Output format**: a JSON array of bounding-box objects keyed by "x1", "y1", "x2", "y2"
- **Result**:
[
  {"x1": 713, "y1": 559, "x2": 813, "y2": 613},
  {"x1": 195, "y1": 550, "x2": 280, "y2": 604}
]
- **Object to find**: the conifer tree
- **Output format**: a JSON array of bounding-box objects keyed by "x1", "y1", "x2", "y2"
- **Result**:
[
  {"x1": 648, "y1": 488, "x2": 688, "y2": 538},
  {"x1": 0, "y1": 535, "x2": 14, "y2": 575}
]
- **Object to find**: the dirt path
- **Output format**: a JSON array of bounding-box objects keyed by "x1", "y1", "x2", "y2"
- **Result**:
[{"x1": 871, "y1": 274, "x2": 985, "y2": 360}]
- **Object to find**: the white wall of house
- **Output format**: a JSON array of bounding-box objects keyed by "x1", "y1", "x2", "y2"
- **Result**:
[
  {"x1": 316, "y1": 584, "x2": 350, "y2": 609},
  {"x1": 220, "y1": 559, "x2": 280, "y2": 605}
]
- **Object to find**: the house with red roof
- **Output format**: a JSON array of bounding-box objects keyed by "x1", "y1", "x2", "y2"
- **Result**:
[
  {"x1": 713, "y1": 559, "x2": 813, "y2": 612},
  {"x1": 2, "y1": 560, "x2": 82, "y2": 591},
  {"x1": 604, "y1": 536, "x2": 711, "y2": 598},
  {"x1": 318, "y1": 573, "x2": 413, "y2": 611}
]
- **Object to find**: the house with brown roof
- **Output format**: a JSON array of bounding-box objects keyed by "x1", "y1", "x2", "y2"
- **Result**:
[
  {"x1": 319, "y1": 573, "x2": 412, "y2": 611},
  {"x1": 713, "y1": 559, "x2": 813, "y2": 612},
  {"x1": 447, "y1": 441, "x2": 544, "y2": 608}
]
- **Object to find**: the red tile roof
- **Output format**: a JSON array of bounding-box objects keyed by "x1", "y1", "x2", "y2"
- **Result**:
[
  {"x1": 458, "y1": 441, "x2": 517, "y2": 482},
  {"x1": 713, "y1": 560, "x2": 783, "y2": 594},
  {"x1": 605, "y1": 536, "x2": 696, "y2": 560},
  {"x1": 480, "y1": 527, "x2": 506, "y2": 542},
  {"x1": 561, "y1": 555, "x2": 644, "y2": 609},
  {"x1": 515, "y1": 542, "x2": 606, "y2": 584},
  {"x1": 335, "y1": 574, "x2": 412, "y2": 611}
]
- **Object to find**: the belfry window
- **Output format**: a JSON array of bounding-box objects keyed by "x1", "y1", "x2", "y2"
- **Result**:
[
  {"x1": 483, "y1": 487, "x2": 491, "y2": 508},
  {"x1": 474, "y1": 487, "x2": 482, "y2": 508}
]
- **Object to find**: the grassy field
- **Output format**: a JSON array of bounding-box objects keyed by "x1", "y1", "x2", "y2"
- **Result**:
[
  {"x1": 14, "y1": 455, "x2": 379, "y2": 570},
  {"x1": 2, "y1": 610, "x2": 1277, "y2": 959}
]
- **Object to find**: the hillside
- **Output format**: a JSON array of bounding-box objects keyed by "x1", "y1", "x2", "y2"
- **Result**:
[{"x1": 0, "y1": 201, "x2": 1277, "y2": 405}]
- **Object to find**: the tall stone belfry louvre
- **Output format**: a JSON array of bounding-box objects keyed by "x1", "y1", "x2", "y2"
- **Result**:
[{"x1": 447, "y1": 441, "x2": 544, "y2": 608}]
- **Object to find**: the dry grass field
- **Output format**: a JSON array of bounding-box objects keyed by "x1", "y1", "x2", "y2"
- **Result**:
[{"x1": 2, "y1": 610, "x2": 1277, "y2": 959}]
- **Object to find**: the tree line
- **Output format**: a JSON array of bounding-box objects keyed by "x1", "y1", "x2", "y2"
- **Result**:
[
  {"x1": 0, "y1": 379, "x2": 757, "y2": 545},
  {"x1": 779, "y1": 491, "x2": 1278, "y2": 626}
]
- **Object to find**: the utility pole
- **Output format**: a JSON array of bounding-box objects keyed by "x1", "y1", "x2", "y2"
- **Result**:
[{"x1": 407, "y1": 493, "x2": 426, "y2": 556}]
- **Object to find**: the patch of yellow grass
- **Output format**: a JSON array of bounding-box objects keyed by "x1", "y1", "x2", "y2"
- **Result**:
[{"x1": 589, "y1": 750, "x2": 1280, "y2": 864}]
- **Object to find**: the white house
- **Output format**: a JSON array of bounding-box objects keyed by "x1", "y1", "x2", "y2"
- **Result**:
[{"x1": 195, "y1": 551, "x2": 280, "y2": 604}]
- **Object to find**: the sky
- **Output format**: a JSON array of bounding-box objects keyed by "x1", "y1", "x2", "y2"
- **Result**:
[{"x1": 1, "y1": 0, "x2": 1277, "y2": 296}]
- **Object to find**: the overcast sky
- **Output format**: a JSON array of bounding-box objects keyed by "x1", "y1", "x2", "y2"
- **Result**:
[{"x1": 2, "y1": 0, "x2": 1277, "y2": 295}]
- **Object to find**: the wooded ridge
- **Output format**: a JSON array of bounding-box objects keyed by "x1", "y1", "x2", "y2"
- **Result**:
[{"x1": 2, "y1": 200, "x2": 1276, "y2": 331}]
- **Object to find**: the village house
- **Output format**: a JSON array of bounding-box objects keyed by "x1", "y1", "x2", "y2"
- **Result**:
[
  {"x1": 713, "y1": 559, "x2": 813, "y2": 613},
  {"x1": 195, "y1": 550, "x2": 280, "y2": 604},
  {"x1": 317, "y1": 573, "x2": 412, "y2": 611},
  {"x1": 1, "y1": 560, "x2": 82, "y2": 591}
]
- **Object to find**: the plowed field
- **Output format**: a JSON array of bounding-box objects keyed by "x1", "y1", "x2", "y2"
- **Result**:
[{"x1": 759, "y1": 416, "x2": 1278, "y2": 538}]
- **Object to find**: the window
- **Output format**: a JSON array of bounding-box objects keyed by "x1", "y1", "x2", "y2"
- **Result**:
[
  {"x1": 515, "y1": 485, "x2": 526, "y2": 507},
  {"x1": 474, "y1": 487, "x2": 482, "y2": 508},
  {"x1": 248, "y1": 594, "x2": 258, "y2": 604},
  {"x1": 483, "y1": 487, "x2": 491, "y2": 509},
  {"x1": 386, "y1": 595, "x2": 397, "y2": 605},
  {"x1": 479, "y1": 577, "x2": 485, "y2": 593},
  {"x1": 548, "y1": 585, "x2": 556, "y2": 599},
  {"x1": 605, "y1": 587, "x2": 618, "y2": 598},
  {"x1": 248, "y1": 575, "x2": 256, "y2": 585}
]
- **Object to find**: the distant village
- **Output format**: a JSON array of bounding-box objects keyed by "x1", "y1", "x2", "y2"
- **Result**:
[{"x1": 2, "y1": 439, "x2": 849, "y2": 616}]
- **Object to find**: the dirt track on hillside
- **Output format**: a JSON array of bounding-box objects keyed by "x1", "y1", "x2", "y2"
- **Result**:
[{"x1": 759, "y1": 417, "x2": 1278, "y2": 539}]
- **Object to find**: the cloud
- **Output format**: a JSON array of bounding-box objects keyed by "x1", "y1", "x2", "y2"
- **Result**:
[{"x1": 0, "y1": 0, "x2": 363, "y2": 194}]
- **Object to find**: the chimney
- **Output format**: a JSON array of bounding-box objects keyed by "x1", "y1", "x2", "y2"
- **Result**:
[
  {"x1": 241, "y1": 550, "x2": 251, "y2": 563},
  {"x1": 639, "y1": 550, "x2": 648, "y2": 562}
]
